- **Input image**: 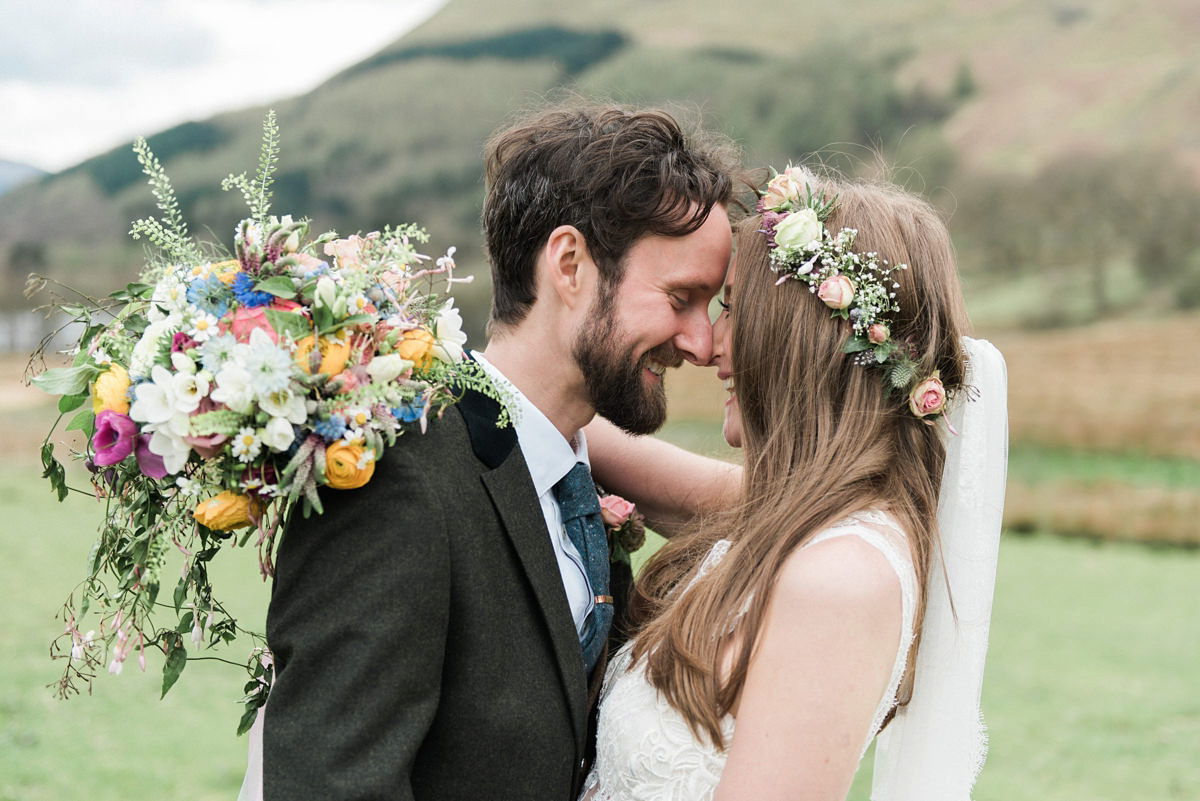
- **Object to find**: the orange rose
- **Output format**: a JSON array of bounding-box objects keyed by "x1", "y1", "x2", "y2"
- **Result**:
[
  {"x1": 295, "y1": 332, "x2": 354, "y2": 376},
  {"x1": 193, "y1": 491, "x2": 263, "y2": 531},
  {"x1": 324, "y1": 440, "x2": 375, "y2": 490},
  {"x1": 91, "y1": 363, "x2": 131, "y2": 415},
  {"x1": 395, "y1": 328, "x2": 435, "y2": 370}
]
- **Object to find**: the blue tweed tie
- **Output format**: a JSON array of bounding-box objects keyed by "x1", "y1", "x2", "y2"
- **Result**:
[{"x1": 552, "y1": 462, "x2": 613, "y2": 674}]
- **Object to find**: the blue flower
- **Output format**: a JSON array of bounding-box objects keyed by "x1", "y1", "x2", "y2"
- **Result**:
[
  {"x1": 186, "y1": 275, "x2": 231, "y2": 318},
  {"x1": 314, "y1": 416, "x2": 347, "y2": 442},
  {"x1": 303, "y1": 262, "x2": 332, "y2": 280},
  {"x1": 232, "y1": 272, "x2": 276, "y2": 308},
  {"x1": 393, "y1": 402, "x2": 423, "y2": 423}
]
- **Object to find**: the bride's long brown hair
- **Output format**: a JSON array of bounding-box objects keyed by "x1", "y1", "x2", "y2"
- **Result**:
[{"x1": 628, "y1": 173, "x2": 971, "y2": 748}]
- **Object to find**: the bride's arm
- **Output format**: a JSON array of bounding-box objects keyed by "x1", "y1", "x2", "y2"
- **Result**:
[
  {"x1": 584, "y1": 415, "x2": 742, "y2": 537},
  {"x1": 714, "y1": 536, "x2": 903, "y2": 801}
]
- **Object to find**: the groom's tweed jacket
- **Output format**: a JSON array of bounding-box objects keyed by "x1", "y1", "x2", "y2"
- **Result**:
[{"x1": 263, "y1": 388, "x2": 590, "y2": 800}]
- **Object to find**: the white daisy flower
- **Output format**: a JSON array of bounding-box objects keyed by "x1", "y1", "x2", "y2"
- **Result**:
[
  {"x1": 189, "y1": 311, "x2": 221, "y2": 342},
  {"x1": 231, "y1": 427, "x2": 262, "y2": 462},
  {"x1": 344, "y1": 406, "x2": 372, "y2": 430}
]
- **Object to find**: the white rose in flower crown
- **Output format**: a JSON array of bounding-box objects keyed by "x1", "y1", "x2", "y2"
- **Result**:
[
  {"x1": 432, "y1": 300, "x2": 469, "y2": 363},
  {"x1": 773, "y1": 208, "x2": 823, "y2": 250}
]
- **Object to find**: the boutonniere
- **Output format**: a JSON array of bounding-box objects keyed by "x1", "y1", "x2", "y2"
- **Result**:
[{"x1": 598, "y1": 493, "x2": 645, "y2": 566}]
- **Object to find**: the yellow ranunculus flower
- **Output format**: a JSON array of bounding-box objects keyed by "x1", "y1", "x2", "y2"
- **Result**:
[
  {"x1": 91, "y1": 363, "x2": 131, "y2": 415},
  {"x1": 395, "y1": 327, "x2": 435, "y2": 370},
  {"x1": 324, "y1": 441, "x2": 375, "y2": 490},
  {"x1": 213, "y1": 259, "x2": 241, "y2": 285},
  {"x1": 295, "y1": 332, "x2": 354, "y2": 376},
  {"x1": 193, "y1": 491, "x2": 263, "y2": 531}
]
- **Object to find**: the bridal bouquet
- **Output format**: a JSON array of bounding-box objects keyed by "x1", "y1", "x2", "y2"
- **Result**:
[{"x1": 31, "y1": 113, "x2": 498, "y2": 732}]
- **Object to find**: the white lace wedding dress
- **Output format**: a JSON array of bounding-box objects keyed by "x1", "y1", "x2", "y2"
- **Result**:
[{"x1": 580, "y1": 510, "x2": 917, "y2": 801}]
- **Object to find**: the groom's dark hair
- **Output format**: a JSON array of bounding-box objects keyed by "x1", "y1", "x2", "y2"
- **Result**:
[{"x1": 482, "y1": 101, "x2": 738, "y2": 331}]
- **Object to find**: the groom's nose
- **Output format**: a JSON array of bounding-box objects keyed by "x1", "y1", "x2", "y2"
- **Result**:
[{"x1": 673, "y1": 307, "x2": 714, "y2": 365}]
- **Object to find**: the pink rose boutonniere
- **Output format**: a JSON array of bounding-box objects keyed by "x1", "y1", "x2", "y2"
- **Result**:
[{"x1": 599, "y1": 493, "x2": 645, "y2": 565}]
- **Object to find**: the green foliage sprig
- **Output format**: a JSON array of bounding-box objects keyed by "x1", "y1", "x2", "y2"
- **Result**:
[
  {"x1": 221, "y1": 110, "x2": 281, "y2": 227},
  {"x1": 128, "y1": 138, "x2": 203, "y2": 270}
]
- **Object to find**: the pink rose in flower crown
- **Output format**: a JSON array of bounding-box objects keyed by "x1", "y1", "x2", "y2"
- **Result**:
[
  {"x1": 908, "y1": 372, "x2": 948, "y2": 418},
  {"x1": 817, "y1": 275, "x2": 856, "y2": 310},
  {"x1": 599, "y1": 494, "x2": 637, "y2": 528},
  {"x1": 867, "y1": 323, "x2": 890, "y2": 344},
  {"x1": 760, "y1": 170, "x2": 805, "y2": 211}
]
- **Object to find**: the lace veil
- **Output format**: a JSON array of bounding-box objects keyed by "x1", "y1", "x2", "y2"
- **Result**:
[{"x1": 870, "y1": 337, "x2": 1008, "y2": 800}]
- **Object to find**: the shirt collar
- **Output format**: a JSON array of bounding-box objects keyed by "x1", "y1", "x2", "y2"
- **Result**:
[{"x1": 472, "y1": 351, "x2": 588, "y2": 497}]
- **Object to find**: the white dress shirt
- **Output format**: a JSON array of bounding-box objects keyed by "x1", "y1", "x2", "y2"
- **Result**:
[{"x1": 473, "y1": 352, "x2": 595, "y2": 634}]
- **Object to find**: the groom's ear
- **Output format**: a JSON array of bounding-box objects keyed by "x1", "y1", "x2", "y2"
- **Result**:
[{"x1": 543, "y1": 225, "x2": 597, "y2": 311}]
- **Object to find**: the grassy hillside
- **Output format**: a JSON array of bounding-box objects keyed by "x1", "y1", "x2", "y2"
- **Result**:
[{"x1": 3, "y1": 0, "x2": 1199, "y2": 332}]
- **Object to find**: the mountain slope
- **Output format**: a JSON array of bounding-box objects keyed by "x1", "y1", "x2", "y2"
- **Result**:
[
  {"x1": 3, "y1": 0, "x2": 1198, "y2": 328},
  {"x1": 0, "y1": 160, "x2": 45, "y2": 196}
]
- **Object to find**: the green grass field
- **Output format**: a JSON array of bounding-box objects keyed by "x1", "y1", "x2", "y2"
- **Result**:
[{"x1": 3, "y1": 456, "x2": 1197, "y2": 800}]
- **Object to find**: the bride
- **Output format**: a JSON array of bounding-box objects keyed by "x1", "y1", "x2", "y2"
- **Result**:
[{"x1": 583, "y1": 167, "x2": 1007, "y2": 800}]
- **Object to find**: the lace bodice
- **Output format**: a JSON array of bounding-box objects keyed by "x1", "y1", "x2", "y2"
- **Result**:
[{"x1": 581, "y1": 511, "x2": 917, "y2": 801}]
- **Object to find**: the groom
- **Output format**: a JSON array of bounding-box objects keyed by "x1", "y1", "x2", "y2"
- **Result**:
[{"x1": 256, "y1": 102, "x2": 736, "y2": 800}]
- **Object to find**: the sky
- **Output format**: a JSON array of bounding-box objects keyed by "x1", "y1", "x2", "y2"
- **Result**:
[{"x1": 1, "y1": 0, "x2": 447, "y2": 173}]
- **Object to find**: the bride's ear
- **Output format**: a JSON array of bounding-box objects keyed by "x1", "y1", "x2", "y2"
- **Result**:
[{"x1": 542, "y1": 225, "x2": 598, "y2": 311}]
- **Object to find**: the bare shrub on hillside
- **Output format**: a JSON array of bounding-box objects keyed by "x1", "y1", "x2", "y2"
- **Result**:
[{"x1": 1004, "y1": 480, "x2": 1200, "y2": 546}]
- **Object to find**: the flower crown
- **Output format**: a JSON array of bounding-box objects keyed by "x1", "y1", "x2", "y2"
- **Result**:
[{"x1": 757, "y1": 166, "x2": 949, "y2": 423}]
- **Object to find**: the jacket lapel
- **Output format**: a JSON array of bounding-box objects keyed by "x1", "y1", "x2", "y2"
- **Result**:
[{"x1": 459, "y1": 389, "x2": 589, "y2": 751}]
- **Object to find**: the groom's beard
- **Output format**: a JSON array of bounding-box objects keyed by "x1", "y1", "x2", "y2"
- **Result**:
[{"x1": 572, "y1": 305, "x2": 681, "y2": 436}]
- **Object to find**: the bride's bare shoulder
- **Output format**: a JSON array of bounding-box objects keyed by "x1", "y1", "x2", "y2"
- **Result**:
[{"x1": 769, "y1": 528, "x2": 905, "y2": 622}]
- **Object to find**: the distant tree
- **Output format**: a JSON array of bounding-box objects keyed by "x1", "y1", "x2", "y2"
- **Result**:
[{"x1": 952, "y1": 62, "x2": 976, "y2": 100}]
